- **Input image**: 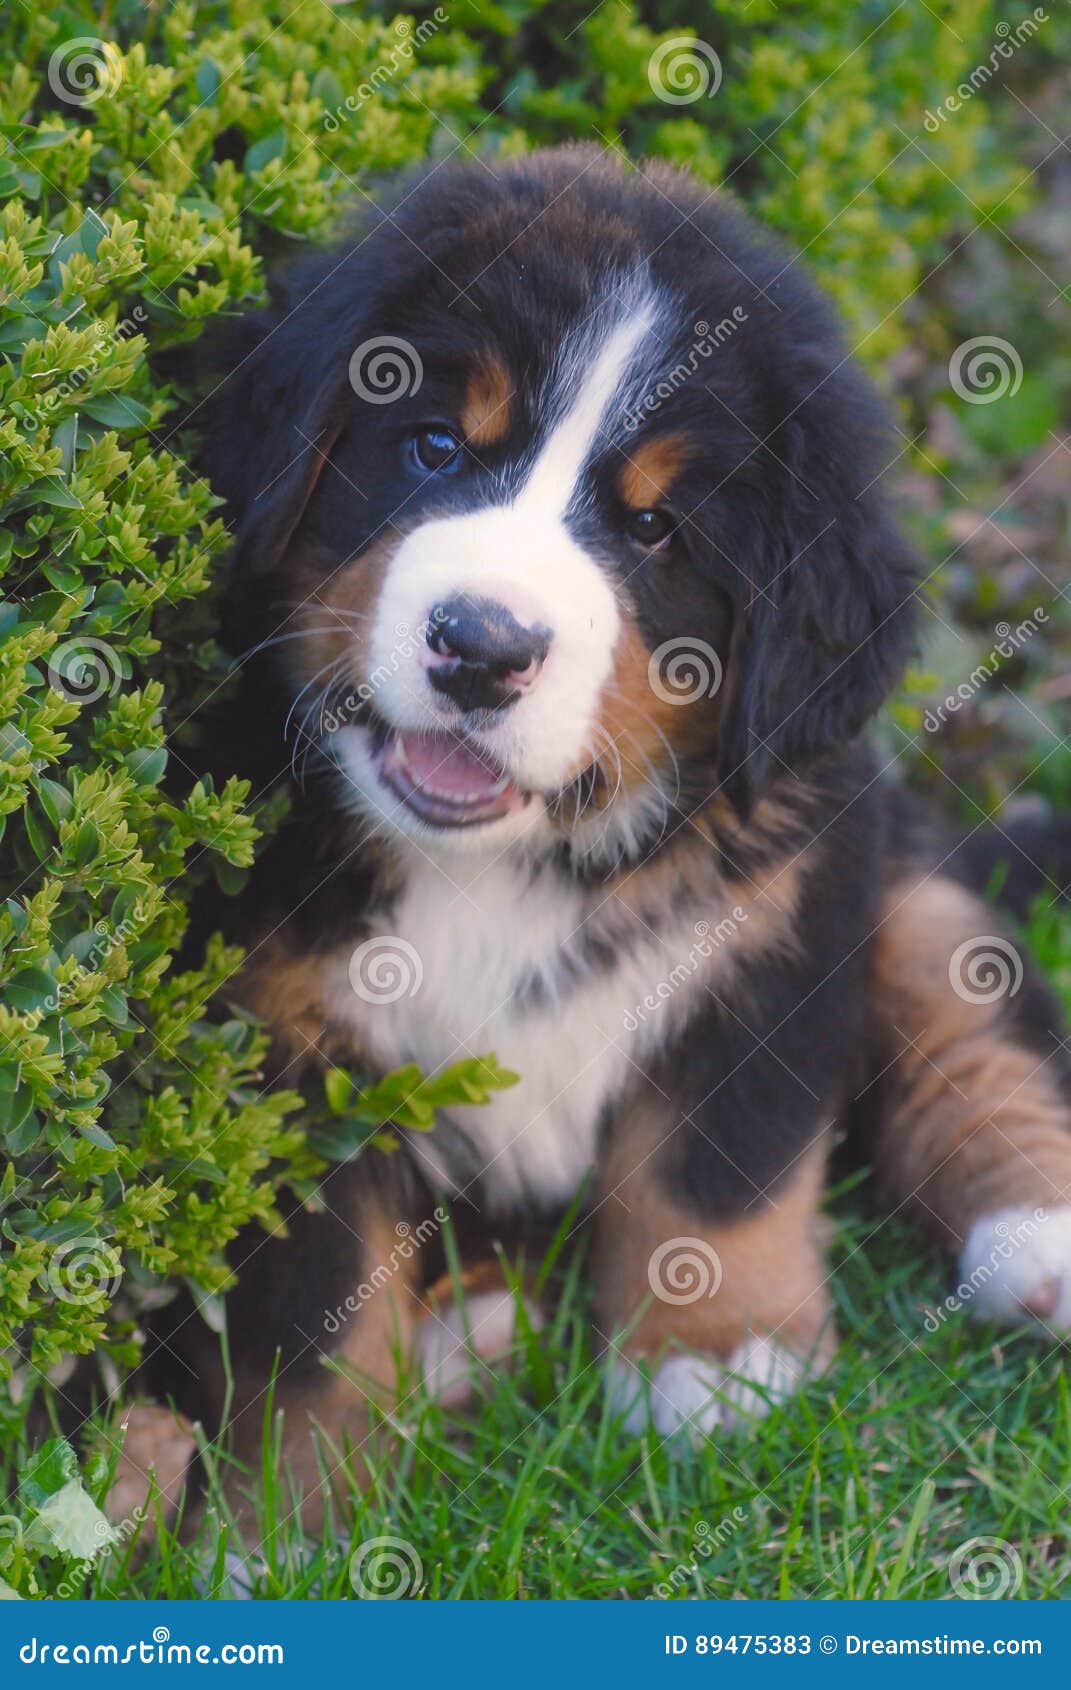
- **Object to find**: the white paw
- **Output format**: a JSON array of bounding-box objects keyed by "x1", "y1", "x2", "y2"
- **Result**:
[
  {"x1": 958, "y1": 1204, "x2": 1071, "y2": 1328},
  {"x1": 416, "y1": 1288, "x2": 542, "y2": 1407},
  {"x1": 608, "y1": 1335, "x2": 807, "y2": 1441}
]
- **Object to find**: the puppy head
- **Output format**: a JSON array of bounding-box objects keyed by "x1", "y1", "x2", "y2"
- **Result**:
[{"x1": 210, "y1": 147, "x2": 916, "y2": 867}]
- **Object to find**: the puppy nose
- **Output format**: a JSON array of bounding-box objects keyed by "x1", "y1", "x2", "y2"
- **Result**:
[{"x1": 426, "y1": 595, "x2": 551, "y2": 713}]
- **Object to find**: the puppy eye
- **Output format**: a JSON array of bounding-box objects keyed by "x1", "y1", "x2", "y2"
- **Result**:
[
  {"x1": 409, "y1": 427, "x2": 463, "y2": 474},
  {"x1": 626, "y1": 507, "x2": 674, "y2": 549}
]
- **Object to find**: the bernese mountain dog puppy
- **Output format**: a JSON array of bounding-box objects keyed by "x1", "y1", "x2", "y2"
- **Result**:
[{"x1": 138, "y1": 145, "x2": 1071, "y2": 1527}]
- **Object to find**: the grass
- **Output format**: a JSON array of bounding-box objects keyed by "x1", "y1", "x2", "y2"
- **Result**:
[
  {"x1": 7, "y1": 899, "x2": 1071, "y2": 1601},
  {"x1": 10, "y1": 1197, "x2": 1071, "y2": 1601}
]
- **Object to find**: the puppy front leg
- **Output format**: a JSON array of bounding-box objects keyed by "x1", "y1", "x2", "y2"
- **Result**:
[
  {"x1": 144, "y1": 1152, "x2": 433, "y2": 1540},
  {"x1": 595, "y1": 1069, "x2": 837, "y2": 1441}
]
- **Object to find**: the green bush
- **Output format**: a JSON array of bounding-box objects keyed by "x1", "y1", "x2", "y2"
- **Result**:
[
  {"x1": 398, "y1": 0, "x2": 1028, "y2": 363},
  {"x1": 0, "y1": 0, "x2": 1045, "y2": 1409},
  {"x1": 0, "y1": 0, "x2": 483, "y2": 1398}
]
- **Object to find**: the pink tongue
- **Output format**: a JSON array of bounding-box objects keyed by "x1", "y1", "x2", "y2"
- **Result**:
[{"x1": 397, "y1": 730, "x2": 504, "y2": 797}]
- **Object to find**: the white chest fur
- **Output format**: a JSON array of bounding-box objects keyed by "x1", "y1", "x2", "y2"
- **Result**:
[{"x1": 325, "y1": 849, "x2": 747, "y2": 1213}]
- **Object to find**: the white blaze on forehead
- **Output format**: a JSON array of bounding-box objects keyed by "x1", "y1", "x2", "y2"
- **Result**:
[
  {"x1": 517, "y1": 293, "x2": 658, "y2": 519},
  {"x1": 355, "y1": 284, "x2": 665, "y2": 829}
]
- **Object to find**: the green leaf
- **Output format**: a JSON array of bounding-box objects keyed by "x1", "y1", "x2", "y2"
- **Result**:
[
  {"x1": 244, "y1": 131, "x2": 286, "y2": 173},
  {"x1": 24, "y1": 1480, "x2": 117, "y2": 1560},
  {"x1": 36, "y1": 778, "x2": 73, "y2": 827},
  {"x1": 96, "y1": 987, "x2": 129, "y2": 1027},
  {"x1": 6, "y1": 1107, "x2": 40, "y2": 1157},
  {"x1": 76, "y1": 1120, "x2": 117, "y2": 1150},
  {"x1": 71, "y1": 820, "x2": 100, "y2": 867},
  {"x1": 22, "y1": 805, "x2": 51, "y2": 863},
  {"x1": 324, "y1": 1066, "x2": 353, "y2": 1114},
  {"x1": 124, "y1": 746, "x2": 167, "y2": 785},
  {"x1": 4, "y1": 968, "x2": 58, "y2": 1015},
  {"x1": 18, "y1": 1439, "x2": 78, "y2": 1509},
  {"x1": 81, "y1": 395, "x2": 152, "y2": 431},
  {"x1": 5, "y1": 477, "x2": 82, "y2": 513},
  {"x1": 195, "y1": 57, "x2": 223, "y2": 102},
  {"x1": 0, "y1": 1084, "x2": 36, "y2": 1151}
]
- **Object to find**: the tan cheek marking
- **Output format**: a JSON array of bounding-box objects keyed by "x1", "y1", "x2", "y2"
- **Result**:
[
  {"x1": 594, "y1": 1100, "x2": 834, "y2": 1364},
  {"x1": 584, "y1": 611, "x2": 718, "y2": 798},
  {"x1": 868, "y1": 874, "x2": 1071, "y2": 1243},
  {"x1": 460, "y1": 355, "x2": 513, "y2": 447},
  {"x1": 618, "y1": 433, "x2": 692, "y2": 509}
]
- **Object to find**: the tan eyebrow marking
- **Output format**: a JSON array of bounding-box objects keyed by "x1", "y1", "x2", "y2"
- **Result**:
[
  {"x1": 460, "y1": 354, "x2": 514, "y2": 447},
  {"x1": 618, "y1": 432, "x2": 694, "y2": 509}
]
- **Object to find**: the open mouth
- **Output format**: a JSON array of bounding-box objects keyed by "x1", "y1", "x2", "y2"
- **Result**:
[{"x1": 373, "y1": 726, "x2": 532, "y2": 828}]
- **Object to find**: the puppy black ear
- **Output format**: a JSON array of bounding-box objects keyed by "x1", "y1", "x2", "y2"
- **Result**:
[
  {"x1": 201, "y1": 309, "x2": 351, "y2": 578},
  {"x1": 716, "y1": 392, "x2": 917, "y2": 814}
]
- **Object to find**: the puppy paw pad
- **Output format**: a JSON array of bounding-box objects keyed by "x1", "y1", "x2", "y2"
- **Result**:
[{"x1": 958, "y1": 1205, "x2": 1071, "y2": 1329}]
